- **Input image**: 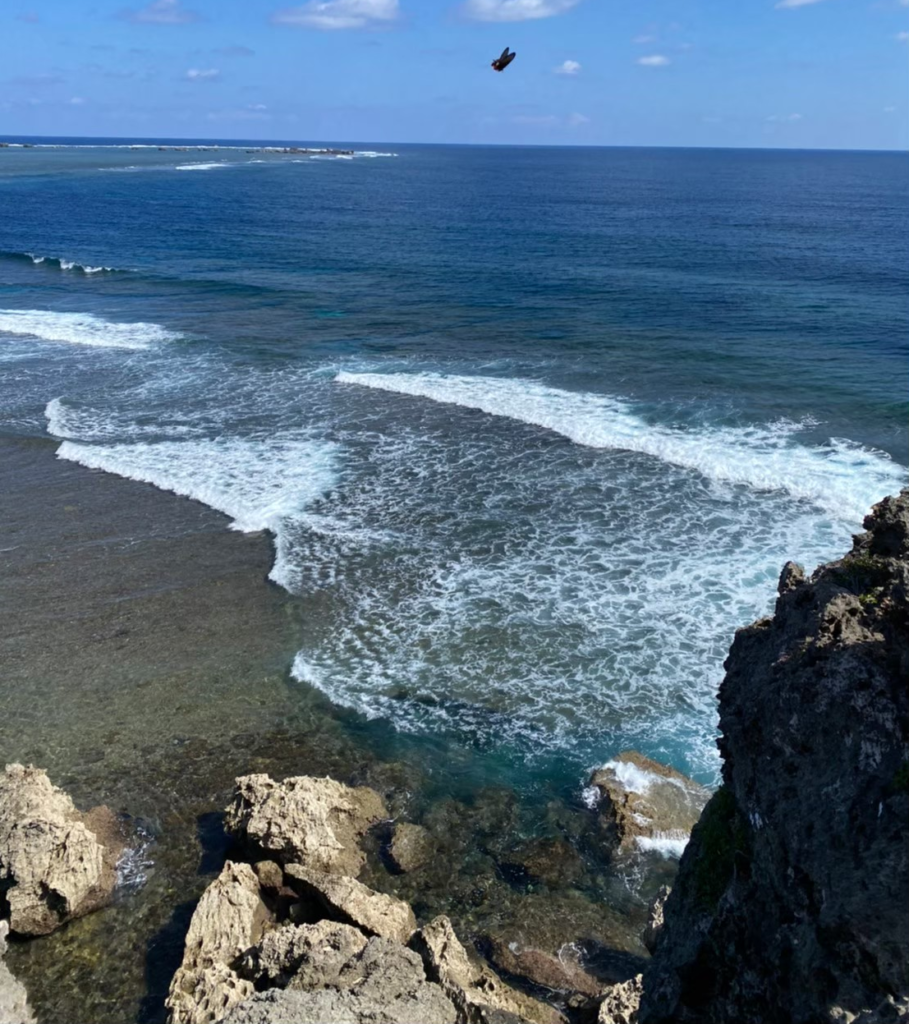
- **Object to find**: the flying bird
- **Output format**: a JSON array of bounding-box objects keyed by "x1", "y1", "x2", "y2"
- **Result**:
[{"x1": 491, "y1": 47, "x2": 516, "y2": 73}]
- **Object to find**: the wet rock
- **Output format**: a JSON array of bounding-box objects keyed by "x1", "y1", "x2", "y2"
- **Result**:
[
  {"x1": 285, "y1": 865, "x2": 416, "y2": 943},
  {"x1": 597, "y1": 975, "x2": 642, "y2": 1024},
  {"x1": 587, "y1": 752, "x2": 710, "y2": 854},
  {"x1": 166, "y1": 861, "x2": 272, "y2": 1024},
  {"x1": 0, "y1": 921, "x2": 35, "y2": 1024},
  {"x1": 242, "y1": 920, "x2": 367, "y2": 989},
  {"x1": 642, "y1": 887, "x2": 669, "y2": 955},
  {"x1": 389, "y1": 823, "x2": 434, "y2": 873},
  {"x1": 225, "y1": 774, "x2": 387, "y2": 877},
  {"x1": 498, "y1": 837, "x2": 584, "y2": 888},
  {"x1": 223, "y1": 937, "x2": 457, "y2": 1024},
  {"x1": 413, "y1": 914, "x2": 566, "y2": 1024},
  {"x1": 487, "y1": 937, "x2": 605, "y2": 998},
  {"x1": 0, "y1": 764, "x2": 125, "y2": 936},
  {"x1": 634, "y1": 489, "x2": 909, "y2": 1023}
]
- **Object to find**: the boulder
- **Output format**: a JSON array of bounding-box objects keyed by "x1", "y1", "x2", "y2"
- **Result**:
[
  {"x1": 597, "y1": 976, "x2": 642, "y2": 1024},
  {"x1": 223, "y1": 937, "x2": 457, "y2": 1024},
  {"x1": 284, "y1": 865, "x2": 416, "y2": 944},
  {"x1": 0, "y1": 764, "x2": 125, "y2": 936},
  {"x1": 587, "y1": 752, "x2": 710, "y2": 854},
  {"x1": 166, "y1": 861, "x2": 272, "y2": 1024},
  {"x1": 0, "y1": 921, "x2": 35, "y2": 1024},
  {"x1": 225, "y1": 775, "x2": 387, "y2": 877},
  {"x1": 242, "y1": 920, "x2": 367, "y2": 989},
  {"x1": 413, "y1": 914, "x2": 566, "y2": 1024},
  {"x1": 486, "y1": 937, "x2": 605, "y2": 998},
  {"x1": 389, "y1": 823, "x2": 434, "y2": 874},
  {"x1": 642, "y1": 887, "x2": 670, "y2": 955}
]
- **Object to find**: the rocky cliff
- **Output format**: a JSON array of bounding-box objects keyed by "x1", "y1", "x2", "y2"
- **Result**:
[{"x1": 627, "y1": 489, "x2": 909, "y2": 1023}]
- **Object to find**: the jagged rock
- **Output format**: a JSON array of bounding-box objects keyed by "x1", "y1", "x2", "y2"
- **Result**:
[
  {"x1": 413, "y1": 914, "x2": 566, "y2": 1024},
  {"x1": 285, "y1": 865, "x2": 416, "y2": 943},
  {"x1": 0, "y1": 764, "x2": 125, "y2": 936},
  {"x1": 487, "y1": 937, "x2": 605, "y2": 998},
  {"x1": 242, "y1": 920, "x2": 368, "y2": 989},
  {"x1": 253, "y1": 861, "x2": 284, "y2": 892},
  {"x1": 634, "y1": 489, "x2": 909, "y2": 1024},
  {"x1": 587, "y1": 752, "x2": 710, "y2": 855},
  {"x1": 225, "y1": 775, "x2": 387, "y2": 877},
  {"x1": 166, "y1": 861, "x2": 272, "y2": 1024},
  {"x1": 0, "y1": 921, "x2": 35, "y2": 1024},
  {"x1": 642, "y1": 887, "x2": 670, "y2": 954},
  {"x1": 223, "y1": 937, "x2": 457, "y2": 1024},
  {"x1": 597, "y1": 975, "x2": 642, "y2": 1024},
  {"x1": 498, "y1": 837, "x2": 584, "y2": 888},
  {"x1": 389, "y1": 823, "x2": 434, "y2": 873}
]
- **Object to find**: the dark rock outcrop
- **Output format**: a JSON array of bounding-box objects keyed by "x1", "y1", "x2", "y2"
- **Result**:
[{"x1": 630, "y1": 489, "x2": 909, "y2": 1023}]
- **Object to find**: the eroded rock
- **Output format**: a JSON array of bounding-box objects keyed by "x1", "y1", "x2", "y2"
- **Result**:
[
  {"x1": 285, "y1": 864, "x2": 416, "y2": 943},
  {"x1": 389, "y1": 822, "x2": 434, "y2": 874},
  {"x1": 166, "y1": 861, "x2": 272, "y2": 1024},
  {"x1": 487, "y1": 937, "x2": 606, "y2": 998},
  {"x1": 0, "y1": 921, "x2": 35, "y2": 1024},
  {"x1": 225, "y1": 775, "x2": 387, "y2": 877},
  {"x1": 223, "y1": 937, "x2": 457, "y2": 1024},
  {"x1": 242, "y1": 920, "x2": 368, "y2": 989},
  {"x1": 0, "y1": 764, "x2": 125, "y2": 936},
  {"x1": 642, "y1": 887, "x2": 670, "y2": 955},
  {"x1": 588, "y1": 752, "x2": 710, "y2": 854},
  {"x1": 598, "y1": 975, "x2": 642, "y2": 1024},
  {"x1": 413, "y1": 914, "x2": 566, "y2": 1024}
]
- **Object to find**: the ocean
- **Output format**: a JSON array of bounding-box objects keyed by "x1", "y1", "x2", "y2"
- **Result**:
[{"x1": 2, "y1": 137, "x2": 907, "y2": 799}]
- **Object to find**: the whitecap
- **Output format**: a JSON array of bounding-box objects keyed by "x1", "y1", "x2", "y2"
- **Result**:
[{"x1": 0, "y1": 309, "x2": 181, "y2": 350}]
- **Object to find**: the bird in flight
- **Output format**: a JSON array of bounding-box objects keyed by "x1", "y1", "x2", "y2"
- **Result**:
[{"x1": 491, "y1": 47, "x2": 516, "y2": 72}]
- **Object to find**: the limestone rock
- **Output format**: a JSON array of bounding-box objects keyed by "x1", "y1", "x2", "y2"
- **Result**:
[
  {"x1": 487, "y1": 937, "x2": 605, "y2": 998},
  {"x1": 0, "y1": 921, "x2": 35, "y2": 1024},
  {"x1": 634, "y1": 489, "x2": 909, "y2": 1024},
  {"x1": 413, "y1": 914, "x2": 566, "y2": 1024},
  {"x1": 225, "y1": 774, "x2": 386, "y2": 877},
  {"x1": 642, "y1": 887, "x2": 670, "y2": 955},
  {"x1": 243, "y1": 920, "x2": 368, "y2": 989},
  {"x1": 285, "y1": 865, "x2": 416, "y2": 943},
  {"x1": 389, "y1": 823, "x2": 434, "y2": 873},
  {"x1": 0, "y1": 764, "x2": 125, "y2": 936},
  {"x1": 166, "y1": 861, "x2": 272, "y2": 1024},
  {"x1": 598, "y1": 975, "x2": 642, "y2": 1024},
  {"x1": 223, "y1": 937, "x2": 457, "y2": 1024},
  {"x1": 588, "y1": 752, "x2": 710, "y2": 853}
]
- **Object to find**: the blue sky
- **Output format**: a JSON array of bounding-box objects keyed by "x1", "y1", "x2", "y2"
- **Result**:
[{"x1": 3, "y1": 0, "x2": 908, "y2": 148}]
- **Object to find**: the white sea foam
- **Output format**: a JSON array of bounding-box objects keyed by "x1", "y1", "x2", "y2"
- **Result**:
[
  {"x1": 174, "y1": 162, "x2": 232, "y2": 171},
  {"x1": 23, "y1": 252, "x2": 117, "y2": 273},
  {"x1": 45, "y1": 398, "x2": 197, "y2": 442},
  {"x1": 600, "y1": 760, "x2": 661, "y2": 795},
  {"x1": 55, "y1": 436, "x2": 339, "y2": 586},
  {"x1": 336, "y1": 372, "x2": 905, "y2": 522},
  {"x1": 634, "y1": 832, "x2": 690, "y2": 859},
  {"x1": 0, "y1": 309, "x2": 181, "y2": 350}
]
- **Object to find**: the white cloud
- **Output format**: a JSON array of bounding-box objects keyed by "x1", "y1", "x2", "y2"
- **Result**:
[
  {"x1": 124, "y1": 0, "x2": 199, "y2": 24},
  {"x1": 637, "y1": 54, "x2": 670, "y2": 66},
  {"x1": 775, "y1": 0, "x2": 827, "y2": 8},
  {"x1": 766, "y1": 112, "x2": 802, "y2": 121},
  {"x1": 567, "y1": 111, "x2": 589, "y2": 126},
  {"x1": 185, "y1": 67, "x2": 220, "y2": 80},
  {"x1": 555, "y1": 59, "x2": 581, "y2": 75},
  {"x1": 68, "y1": 96, "x2": 86, "y2": 105},
  {"x1": 883, "y1": 105, "x2": 897, "y2": 112},
  {"x1": 247, "y1": 103, "x2": 268, "y2": 110},
  {"x1": 632, "y1": 34, "x2": 655, "y2": 43},
  {"x1": 272, "y1": 0, "x2": 399, "y2": 29},
  {"x1": 463, "y1": 0, "x2": 580, "y2": 23},
  {"x1": 896, "y1": 31, "x2": 909, "y2": 41}
]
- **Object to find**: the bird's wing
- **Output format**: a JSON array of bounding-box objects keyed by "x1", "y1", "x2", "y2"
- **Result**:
[
  {"x1": 499, "y1": 47, "x2": 511, "y2": 60},
  {"x1": 502, "y1": 51, "x2": 516, "y2": 67}
]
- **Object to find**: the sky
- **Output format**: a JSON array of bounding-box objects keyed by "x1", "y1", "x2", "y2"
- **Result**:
[{"x1": 2, "y1": 0, "x2": 908, "y2": 149}]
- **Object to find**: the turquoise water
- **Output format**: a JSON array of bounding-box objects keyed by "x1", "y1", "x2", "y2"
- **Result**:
[{"x1": 2, "y1": 138, "x2": 907, "y2": 791}]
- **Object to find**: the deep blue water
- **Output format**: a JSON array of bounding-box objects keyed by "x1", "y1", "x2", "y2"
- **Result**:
[{"x1": 1, "y1": 138, "x2": 907, "y2": 789}]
